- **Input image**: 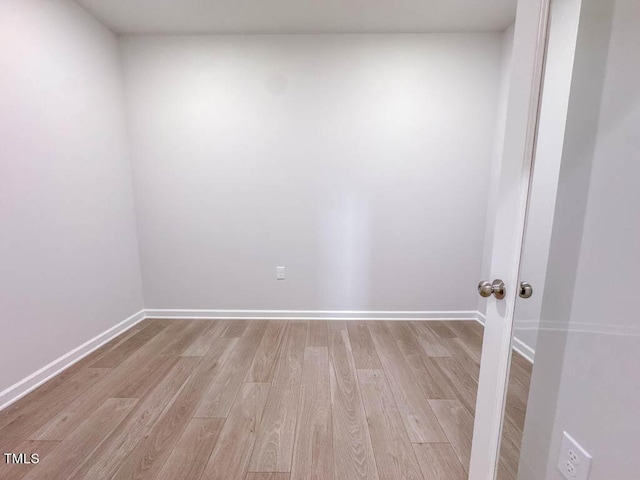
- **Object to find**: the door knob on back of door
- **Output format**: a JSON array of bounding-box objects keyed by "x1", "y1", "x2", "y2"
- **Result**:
[
  {"x1": 478, "y1": 279, "x2": 506, "y2": 299},
  {"x1": 519, "y1": 281, "x2": 533, "y2": 299}
]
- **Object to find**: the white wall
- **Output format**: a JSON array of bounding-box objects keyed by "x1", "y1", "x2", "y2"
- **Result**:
[
  {"x1": 122, "y1": 33, "x2": 504, "y2": 312},
  {"x1": 519, "y1": 0, "x2": 640, "y2": 477},
  {"x1": 0, "y1": 0, "x2": 144, "y2": 395},
  {"x1": 478, "y1": 23, "x2": 514, "y2": 318}
]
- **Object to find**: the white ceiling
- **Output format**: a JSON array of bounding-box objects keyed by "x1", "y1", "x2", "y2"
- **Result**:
[{"x1": 74, "y1": 0, "x2": 517, "y2": 35}]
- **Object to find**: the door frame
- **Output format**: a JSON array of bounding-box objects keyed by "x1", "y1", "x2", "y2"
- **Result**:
[{"x1": 468, "y1": 0, "x2": 552, "y2": 478}]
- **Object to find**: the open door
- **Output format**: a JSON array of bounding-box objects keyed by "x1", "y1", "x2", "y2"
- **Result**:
[{"x1": 469, "y1": 0, "x2": 551, "y2": 478}]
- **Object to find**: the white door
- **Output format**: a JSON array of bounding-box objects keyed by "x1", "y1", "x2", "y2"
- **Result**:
[{"x1": 469, "y1": 0, "x2": 551, "y2": 477}]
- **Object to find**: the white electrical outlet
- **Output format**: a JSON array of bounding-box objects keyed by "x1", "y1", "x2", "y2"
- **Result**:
[
  {"x1": 557, "y1": 431, "x2": 592, "y2": 480},
  {"x1": 276, "y1": 266, "x2": 285, "y2": 280}
]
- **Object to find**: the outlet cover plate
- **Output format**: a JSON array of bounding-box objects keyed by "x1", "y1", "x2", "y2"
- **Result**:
[{"x1": 557, "y1": 431, "x2": 592, "y2": 480}]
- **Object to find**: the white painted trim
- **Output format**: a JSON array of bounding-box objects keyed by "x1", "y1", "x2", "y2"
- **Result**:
[
  {"x1": 512, "y1": 337, "x2": 535, "y2": 363},
  {"x1": 143, "y1": 309, "x2": 479, "y2": 321},
  {"x1": 473, "y1": 311, "x2": 535, "y2": 364},
  {"x1": 0, "y1": 309, "x2": 146, "y2": 412}
]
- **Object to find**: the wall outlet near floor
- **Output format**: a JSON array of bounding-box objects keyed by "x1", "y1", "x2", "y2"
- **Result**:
[
  {"x1": 557, "y1": 431, "x2": 592, "y2": 480},
  {"x1": 276, "y1": 266, "x2": 285, "y2": 280}
]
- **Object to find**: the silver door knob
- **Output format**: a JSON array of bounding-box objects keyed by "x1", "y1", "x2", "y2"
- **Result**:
[
  {"x1": 519, "y1": 282, "x2": 533, "y2": 299},
  {"x1": 478, "y1": 279, "x2": 506, "y2": 299}
]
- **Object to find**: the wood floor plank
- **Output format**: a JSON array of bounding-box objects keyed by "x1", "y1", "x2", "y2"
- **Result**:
[
  {"x1": 225, "y1": 320, "x2": 250, "y2": 338},
  {"x1": 245, "y1": 321, "x2": 287, "y2": 383},
  {"x1": 411, "y1": 357, "x2": 458, "y2": 400},
  {"x1": 366, "y1": 322, "x2": 447, "y2": 443},
  {"x1": 0, "y1": 321, "x2": 169, "y2": 431},
  {"x1": 499, "y1": 350, "x2": 533, "y2": 479},
  {"x1": 0, "y1": 367, "x2": 81, "y2": 431},
  {"x1": 156, "y1": 320, "x2": 210, "y2": 356},
  {"x1": 498, "y1": 416, "x2": 524, "y2": 479},
  {"x1": 0, "y1": 319, "x2": 159, "y2": 429},
  {"x1": 327, "y1": 320, "x2": 347, "y2": 331},
  {"x1": 78, "y1": 325, "x2": 145, "y2": 367},
  {"x1": 386, "y1": 323, "x2": 456, "y2": 400},
  {"x1": 431, "y1": 357, "x2": 478, "y2": 415},
  {"x1": 181, "y1": 320, "x2": 227, "y2": 357},
  {"x1": 0, "y1": 368, "x2": 111, "y2": 440},
  {"x1": 511, "y1": 351, "x2": 533, "y2": 376},
  {"x1": 22, "y1": 398, "x2": 138, "y2": 480},
  {"x1": 329, "y1": 329, "x2": 378, "y2": 480},
  {"x1": 425, "y1": 323, "x2": 458, "y2": 339},
  {"x1": 248, "y1": 322, "x2": 310, "y2": 472},
  {"x1": 196, "y1": 322, "x2": 267, "y2": 418},
  {"x1": 68, "y1": 321, "x2": 164, "y2": 369},
  {"x1": 446, "y1": 322, "x2": 483, "y2": 353},
  {"x1": 462, "y1": 320, "x2": 484, "y2": 340},
  {"x1": 507, "y1": 354, "x2": 533, "y2": 391},
  {"x1": 271, "y1": 321, "x2": 308, "y2": 387},
  {"x1": 140, "y1": 318, "x2": 175, "y2": 328},
  {"x1": 248, "y1": 382, "x2": 300, "y2": 472},
  {"x1": 113, "y1": 355, "x2": 179, "y2": 399},
  {"x1": 356, "y1": 369, "x2": 423, "y2": 480},
  {"x1": 104, "y1": 323, "x2": 207, "y2": 398},
  {"x1": 90, "y1": 321, "x2": 167, "y2": 368},
  {"x1": 429, "y1": 400, "x2": 474, "y2": 473},
  {"x1": 111, "y1": 385, "x2": 207, "y2": 477},
  {"x1": 130, "y1": 320, "x2": 191, "y2": 355},
  {"x1": 246, "y1": 474, "x2": 290, "y2": 480},
  {"x1": 306, "y1": 320, "x2": 328, "y2": 347},
  {"x1": 31, "y1": 357, "x2": 179, "y2": 441},
  {"x1": 413, "y1": 443, "x2": 466, "y2": 480},
  {"x1": 443, "y1": 336, "x2": 481, "y2": 366},
  {"x1": 0, "y1": 437, "x2": 21, "y2": 458},
  {"x1": 497, "y1": 458, "x2": 518, "y2": 480},
  {"x1": 440, "y1": 337, "x2": 480, "y2": 382},
  {"x1": 290, "y1": 347, "x2": 333, "y2": 480},
  {"x1": 346, "y1": 321, "x2": 381, "y2": 369},
  {"x1": 388, "y1": 321, "x2": 433, "y2": 369},
  {"x1": 156, "y1": 418, "x2": 224, "y2": 480},
  {"x1": 111, "y1": 332, "x2": 245, "y2": 480},
  {"x1": 405, "y1": 322, "x2": 451, "y2": 357},
  {"x1": 201, "y1": 383, "x2": 270, "y2": 480},
  {"x1": 66, "y1": 356, "x2": 202, "y2": 480},
  {"x1": 504, "y1": 375, "x2": 529, "y2": 429},
  {"x1": 0, "y1": 440, "x2": 59, "y2": 480}
]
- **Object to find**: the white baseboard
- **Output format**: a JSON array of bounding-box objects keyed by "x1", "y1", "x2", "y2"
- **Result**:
[
  {"x1": 0, "y1": 309, "x2": 146, "y2": 412},
  {"x1": 143, "y1": 309, "x2": 480, "y2": 321},
  {"x1": 512, "y1": 337, "x2": 536, "y2": 363},
  {"x1": 472, "y1": 310, "x2": 535, "y2": 363}
]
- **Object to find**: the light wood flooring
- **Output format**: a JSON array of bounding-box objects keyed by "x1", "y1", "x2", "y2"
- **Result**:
[{"x1": 0, "y1": 319, "x2": 531, "y2": 480}]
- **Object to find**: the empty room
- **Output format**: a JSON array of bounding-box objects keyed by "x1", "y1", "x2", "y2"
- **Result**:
[{"x1": 1, "y1": 0, "x2": 638, "y2": 479}]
